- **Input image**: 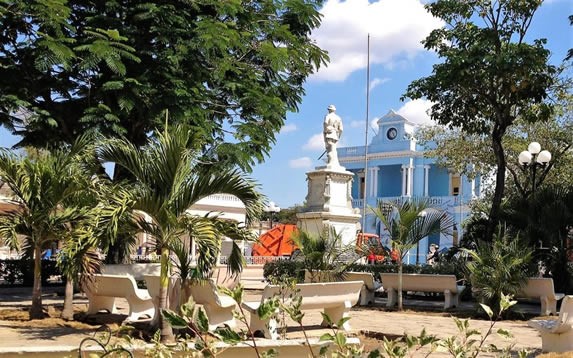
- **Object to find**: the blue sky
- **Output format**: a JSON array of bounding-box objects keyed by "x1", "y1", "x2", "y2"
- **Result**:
[
  {"x1": 251, "y1": 0, "x2": 573, "y2": 209},
  {"x1": 0, "y1": 0, "x2": 570, "y2": 210}
]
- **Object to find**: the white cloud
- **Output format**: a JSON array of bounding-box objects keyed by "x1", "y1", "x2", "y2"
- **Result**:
[
  {"x1": 280, "y1": 123, "x2": 297, "y2": 134},
  {"x1": 350, "y1": 120, "x2": 364, "y2": 128},
  {"x1": 289, "y1": 157, "x2": 313, "y2": 169},
  {"x1": 303, "y1": 133, "x2": 325, "y2": 151},
  {"x1": 311, "y1": 0, "x2": 444, "y2": 82},
  {"x1": 396, "y1": 99, "x2": 435, "y2": 126},
  {"x1": 370, "y1": 118, "x2": 380, "y2": 132},
  {"x1": 369, "y1": 77, "x2": 390, "y2": 91}
]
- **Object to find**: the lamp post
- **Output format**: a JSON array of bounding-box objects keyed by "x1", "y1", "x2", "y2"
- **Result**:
[
  {"x1": 518, "y1": 142, "x2": 552, "y2": 198},
  {"x1": 518, "y1": 142, "x2": 551, "y2": 249},
  {"x1": 265, "y1": 201, "x2": 281, "y2": 229}
]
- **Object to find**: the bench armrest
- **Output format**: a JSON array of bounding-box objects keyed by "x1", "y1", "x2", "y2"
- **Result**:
[{"x1": 241, "y1": 301, "x2": 260, "y2": 314}]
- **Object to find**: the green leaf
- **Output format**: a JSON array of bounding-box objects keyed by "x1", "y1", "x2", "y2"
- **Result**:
[
  {"x1": 196, "y1": 307, "x2": 210, "y2": 333},
  {"x1": 319, "y1": 333, "x2": 334, "y2": 342},
  {"x1": 162, "y1": 309, "x2": 188, "y2": 329},
  {"x1": 479, "y1": 303, "x2": 494, "y2": 319},
  {"x1": 215, "y1": 327, "x2": 242, "y2": 344}
]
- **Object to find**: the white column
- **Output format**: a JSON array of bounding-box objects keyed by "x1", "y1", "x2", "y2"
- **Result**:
[
  {"x1": 424, "y1": 165, "x2": 430, "y2": 197},
  {"x1": 407, "y1": 161, "x2": 413, "y2": 197},
  {"x1": 371, "y1": 167, "x2": 379, "y2": 197},
  {"x1": 368, "y1": 168, "x2": 374, "y2": 197},
  {"x1": 401, "y1": 165, "x2": 407, "y2": 196},
  {"x1": 471, "y1": 178, "x2": 476, "y2": 197},
  {"x1": 448, "y1": 172, "x2": 452, "y2": 196}
]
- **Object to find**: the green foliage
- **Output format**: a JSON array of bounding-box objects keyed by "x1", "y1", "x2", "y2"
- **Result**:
[
  {"x1": 263, "y1": 259, "x2": 306, "y2": 282},
  {"x1": 290, "y1": 227, "x2": 359, "y2": 279},
  {"x1": 464, "y1": 227, "x2": 532, "y2": 316},
  {"x1": 0, "y1": 135, "x2": 101, "y2": 318},
  {"x1": 0, "y1": 0, "x2": 328, "y2": 172},
  {"x1": 98, "y1": 124, "x2": 263, "y2": 342},
  {"x1": 0, "y1": 259, "x2": 61, "y2": 286},
  {"x1": 404, "y1": 0, "x2": 557, "y2": 241},
  {"x1": 500, "y1": 185, "x2": 573, "y2": 293},
  {"x1": 371, "y1": 198, "x2": 454, "y2": 310}
]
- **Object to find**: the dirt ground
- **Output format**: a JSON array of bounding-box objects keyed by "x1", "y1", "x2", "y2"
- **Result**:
[{"x1": 0, "y1": 287, "x2": 568, "y2": 357}]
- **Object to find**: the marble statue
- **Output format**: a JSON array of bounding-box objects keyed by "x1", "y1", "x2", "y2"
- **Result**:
[{"x1": 323, "y1": 104, "x2": 343, "y2": 168}]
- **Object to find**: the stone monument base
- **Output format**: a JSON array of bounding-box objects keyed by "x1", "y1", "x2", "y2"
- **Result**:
[{"x1": 296, "y1": 167, "x2": 361, "y2": 246}]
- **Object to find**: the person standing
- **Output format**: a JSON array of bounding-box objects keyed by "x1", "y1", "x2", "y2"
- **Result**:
[{"x1": 323, "y1": 104, "x2": 343, "y2": 168}]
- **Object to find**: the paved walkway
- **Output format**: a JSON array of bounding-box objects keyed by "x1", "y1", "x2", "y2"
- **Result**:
[{"x1": 0, "y1": 285, "x2": 550, "y2": 357}]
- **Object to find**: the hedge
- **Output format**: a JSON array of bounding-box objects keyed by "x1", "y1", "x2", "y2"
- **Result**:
[
  {"x1": 263, "y1": 260, "x2": 464, "y2": 283},
  {"x1": 0, "y1": 259, "x2": 62, "y2": 286}
]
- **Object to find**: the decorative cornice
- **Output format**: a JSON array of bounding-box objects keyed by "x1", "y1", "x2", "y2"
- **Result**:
[{"x1": 340, "y1": 150, "x2": 425, "y2": 164}]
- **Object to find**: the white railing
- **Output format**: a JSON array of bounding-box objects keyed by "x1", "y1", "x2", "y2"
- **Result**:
[
  {"x1": 129, "y1": 254, "x2": 160, "y2": 262},
  {"x1": 352, "y1": 199, "x2": 364, "y2": 208},
  {"x1": 219, "y1": 256, "x2": 291, "y2": 265}
]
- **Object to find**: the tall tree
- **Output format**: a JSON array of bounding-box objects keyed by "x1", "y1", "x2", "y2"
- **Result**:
[
  {"x1": 371, "y1": 199, "x2": 454, "y2": 311},
  {"x1": 0, "y1": 137, "x2": 95, "y2": 319},
  {"x1": 404, "y1": 0, "x2": 556, "y2": 241},
  {"x1": 0, "y1": 0, "x2": 328, "y2": 172},
  {"x1": 97, "y1": 124, "x2": 263, "y2": 343}
]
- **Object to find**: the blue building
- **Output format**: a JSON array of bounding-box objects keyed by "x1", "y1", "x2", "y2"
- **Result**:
[{"x1": 338, "y1": 110, "x2": 481, "y2": 264}]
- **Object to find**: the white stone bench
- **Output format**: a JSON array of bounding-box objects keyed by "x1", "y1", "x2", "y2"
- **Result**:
[
  {"x1": 83, "y1": 274, "x2": 155, "y2": 322},
  {"x1": 101, "y1": 263, "x2": 160, "y2": 280},
  {"x1": 241, "y1": 281, "x2": 363, "y2": 339},
  {"x1": 143, "y1": 274, "x2": 181, "y2": 313},
  {"x1": 517, "y1": 277, "x2": 565, "y2": 316},
  {"x1": 304, "y1": 270, "x2": 381, "y2": 306},
  {"x1": 212, "y1": 265, "x2": 240, "y2": 289},
  {"x1": 528, "y1": 295, "x2": 573, "y2": 352},
  {"x1": 188, "y1": 279, "x2": 237, "y2": 331},
  {"x1": 380, "y1": 273, "x2": 464, "y2": 309}
]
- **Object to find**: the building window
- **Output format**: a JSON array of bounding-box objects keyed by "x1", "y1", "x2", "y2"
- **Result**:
[
  {"x1": 451, "y1": 174, "x2": 461, "y2": 196},
  {"x1": 360, "y1": 176, "x2": 365, "y2": 199}
]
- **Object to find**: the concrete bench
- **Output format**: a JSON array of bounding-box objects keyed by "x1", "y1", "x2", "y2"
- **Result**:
[
  {"x1": 143, "y1": 275, "x2": 181, "y2": 313},
  {"x1": 517, "y1": 278, "x2": 565, "y2": 316},
  {"x1": 380, "y1": 273, "x2": 464, "y2": 309},
  {"x1": 188, "y1": 279, "x2": 237, "y2": 331},
  {"x1": 101, "y1": 263, "x2": 160, "y2": 280},
  {"x1": 241, "y1": 281, "x2": 363, "y2": 339},
  {"x1": 212, "y1": 265, "x2": 240, "y2": 289},
  {"x1": 83, "y1": 274, "x2": 155, "y2": 322},
  {"x1": 528, "y1": 295, "x2": 573, "y2": 352},
  {"x1": 304, "y1": 270, "x2": 381, "y2": 306}
]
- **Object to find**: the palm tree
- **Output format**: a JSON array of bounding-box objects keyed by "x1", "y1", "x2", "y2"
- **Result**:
[
  {"x1": 58, "y1": 179, "x2": 134, "y2": 321},
  {"x1": 292, "y1": 227, "x2": 357, "y2": 283},
  {"x1": 97, "y1": 124, "x2": 263, "y2": 343},
  {"x1": 0, "y1": 137, "x2": 95, "y2": 319},
  {"x1": 464, "y1": 226, "x2": 532, "y2": 315},
  {"x1": 371, "y1": 199, "x2": 454, "y2": 310}
]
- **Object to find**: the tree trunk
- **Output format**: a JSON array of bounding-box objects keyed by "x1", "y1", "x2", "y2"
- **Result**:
[
  {"x1": 398, "y1": 257, "x2": 403, "y2": 311},
  {"x1": 61, "y1": 277, "x2": 74, "y2": 321},
  {"x1": 159, "y1": 247, "x2": 174, "y2": 344},
  {"x1": 486, "y1": 125, "x2": 507, "y2": 242},
  {"x1": 29, "y1": 245, "x2": 44, "y2": 319},
  {"x1": 180, "y1": 279, "x2": 192, "y2": 312}
]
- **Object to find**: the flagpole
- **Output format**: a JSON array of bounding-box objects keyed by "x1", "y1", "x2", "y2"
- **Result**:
[{"x1": 361, "y1": 34, "x2": 370, "y2": 234}]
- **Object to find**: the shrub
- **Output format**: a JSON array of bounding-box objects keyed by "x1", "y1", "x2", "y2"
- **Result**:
[
  {"x1": 0, "y1": 259, "x2": 61, "y2": 286},
  {"x1": 465, "y1": 227, "x2": 532, "y2": 315},
  {"x1": 263, "y1": 260, "x2": 305, "y2": 282}
]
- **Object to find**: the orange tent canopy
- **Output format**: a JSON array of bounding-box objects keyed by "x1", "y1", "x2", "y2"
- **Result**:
[{"x1": 251, "y1": 224, "x2": 299, "y2": 257}]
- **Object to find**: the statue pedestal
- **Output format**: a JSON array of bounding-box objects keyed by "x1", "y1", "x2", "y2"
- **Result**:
[{"x1": 296, "y1": 166, "x2": 361, "y2": 246}]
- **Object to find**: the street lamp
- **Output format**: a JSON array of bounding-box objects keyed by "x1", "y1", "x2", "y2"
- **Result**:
[
  {"x1": 265, "y1": 201, "x2": 281, "y2": 229},
  {"x1": 518, "y1": 141, "x2": 551, "y2": 197},
  {"x1": 518, "y1": 142, "x2": 551, "y2": 250}
]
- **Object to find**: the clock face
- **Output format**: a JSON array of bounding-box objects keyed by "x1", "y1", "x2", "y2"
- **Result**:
[{"x1": 387, "y1": 127, "x2": 397, "y2": 140}]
